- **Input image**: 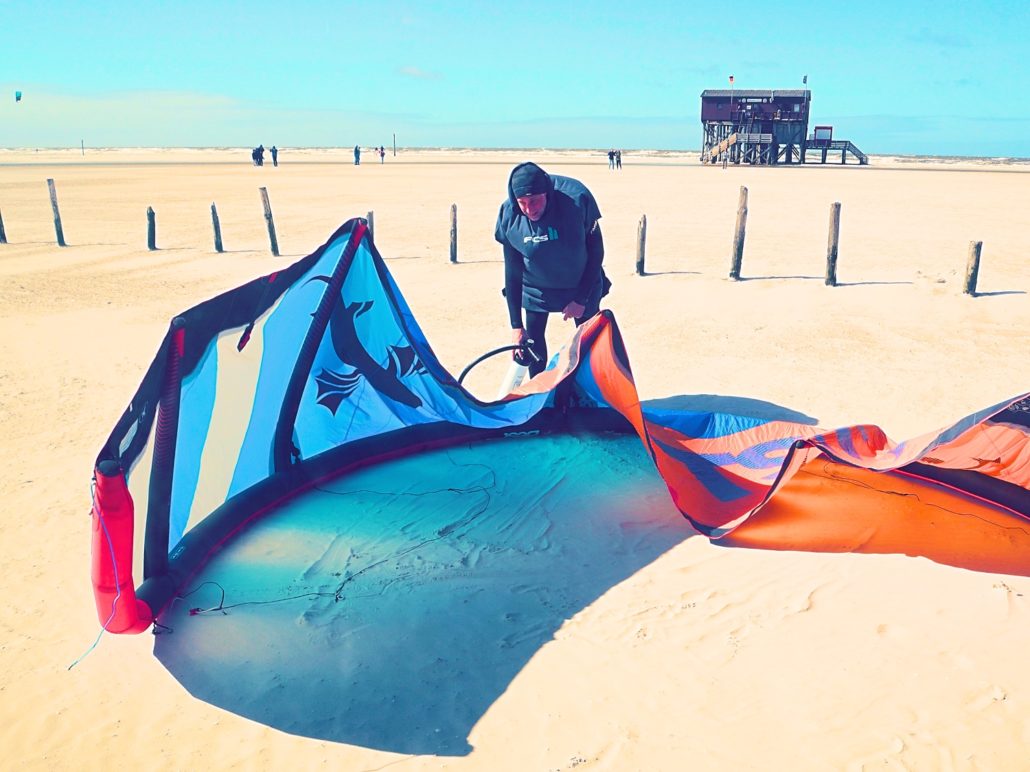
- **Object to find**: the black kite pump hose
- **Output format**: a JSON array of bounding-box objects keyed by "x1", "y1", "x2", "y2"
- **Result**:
[{"x1": 458, "y1": 342, "x2": 541, "y2": 386}]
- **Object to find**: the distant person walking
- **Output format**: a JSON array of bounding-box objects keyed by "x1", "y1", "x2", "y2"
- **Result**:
[
  {"x1": 615, "y1": 149, "x2": 622, "y2": 170},
  {"x1": 607, "y1": 149, "x2": 615, "y2": 169},
  {"x1": 270, "y1": 146, "x2": 278, "y2": 166},
  {"x1": 379, "y1": 145, "x2": 385, "y2": 163},
  {"x1": 354, "y1": 145, "x2": 361, "y2": 165}
]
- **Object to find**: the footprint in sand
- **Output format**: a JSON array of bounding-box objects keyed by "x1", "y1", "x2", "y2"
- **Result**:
[{"x1": 967, "y1": 684, "x2": 1007, "y2": 711}]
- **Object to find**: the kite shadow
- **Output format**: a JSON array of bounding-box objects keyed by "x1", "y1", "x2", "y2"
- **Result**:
[{"x1": 153, "y1": 434, "x2": 692, "y2": 756}]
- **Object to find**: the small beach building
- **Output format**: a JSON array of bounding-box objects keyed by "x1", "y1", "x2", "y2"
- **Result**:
[{"x1": 701, "y1": 88, "x2": 867, "y2": 165}]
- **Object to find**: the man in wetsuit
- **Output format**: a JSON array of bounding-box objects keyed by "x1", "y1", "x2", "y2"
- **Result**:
[{"x1": 495, "y1": 161, "x2": 608, "y2": 377}]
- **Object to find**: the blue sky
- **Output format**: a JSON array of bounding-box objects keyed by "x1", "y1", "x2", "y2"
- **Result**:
[{"x1": 2, "y1": 0, "x2": 1028, "y2": 156}]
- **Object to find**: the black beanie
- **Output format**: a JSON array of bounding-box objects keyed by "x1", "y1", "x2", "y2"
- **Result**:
[{"x1": 510, "y1": 164, "x2": 550, "y2": 196}]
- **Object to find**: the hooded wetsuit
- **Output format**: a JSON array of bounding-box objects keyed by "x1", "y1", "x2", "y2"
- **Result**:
[
  {"x1": 494, "y1": 162, "x2": 607, "y2": 374},
  {"x1": 495, "y1": 162, "x2": 605, "y2": 324}
]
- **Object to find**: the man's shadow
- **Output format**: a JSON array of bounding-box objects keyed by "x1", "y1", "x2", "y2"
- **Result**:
[{"x1": 154, "y1": 432, "x2": 693, "y2": 756}]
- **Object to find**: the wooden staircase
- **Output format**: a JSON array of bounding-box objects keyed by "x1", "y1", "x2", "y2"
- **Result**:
[{"x1": 805, "y1": 139, "x2": 868, "y2": 165}]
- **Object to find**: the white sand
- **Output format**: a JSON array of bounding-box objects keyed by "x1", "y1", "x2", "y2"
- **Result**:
[{"x1": 2, "y1": 149, "x2": 1029, "y2": 770}]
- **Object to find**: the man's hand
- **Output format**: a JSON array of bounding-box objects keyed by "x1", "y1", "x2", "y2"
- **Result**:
[
  {"x1": 512, "y1": 327, "x2": 528, "y2": 360},
  {"x1": 562, "y1": 301, "x2": 586, "y2": 321}
]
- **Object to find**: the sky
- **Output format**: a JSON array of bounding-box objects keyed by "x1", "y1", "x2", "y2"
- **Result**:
[{"x1": 2, "y1": 0, "x2": 1028, "y2": 157}]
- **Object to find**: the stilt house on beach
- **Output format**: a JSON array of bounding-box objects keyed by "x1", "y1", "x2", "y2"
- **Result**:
[{"x1": 700, "y1": 89, "x2": 867, "y2": 165}]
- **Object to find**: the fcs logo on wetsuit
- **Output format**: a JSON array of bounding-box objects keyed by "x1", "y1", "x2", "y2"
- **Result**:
[{"x1": 523, "y1": 227, "x2": 559, "y2": 245}]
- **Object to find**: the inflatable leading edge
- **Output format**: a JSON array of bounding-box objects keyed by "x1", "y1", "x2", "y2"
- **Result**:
[{"x1": 91, "y1": 460, "x2": 153, "y2": 634}]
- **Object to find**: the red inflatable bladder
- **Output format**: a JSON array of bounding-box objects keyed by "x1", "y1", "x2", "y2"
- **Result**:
[{"x1": 91, "y1": 463, "x2": 153, "y2": 633}]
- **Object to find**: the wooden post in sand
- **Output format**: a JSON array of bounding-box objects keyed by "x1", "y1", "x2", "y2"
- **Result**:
[
  {"x1": 366, "y1": 210, "x2": 375, "y2": 241},
  {"x1": 0, "y1": 208, "x2": 7, "y2": 244},
  {"x1": 211, "y1": 203, "x2": 224, "y2": 253},
  {"x1": 635, "y1": 214, "x2": 647, "y2": 275},
  {"x1": 146, "y1": 207, "x2": 157, "y2": 251},
  {"x1": 450, "y1": 204, "x2": 458, "y2": 264},
  {"x1": 47, "y1": 178, "x2": 67, "y2": 247},
  {"x1": 964, "y1": 241, "x2": 982, "y2": 296},
  {"x1": 825, "y1": 202, "x2": 841, "y2": 286},
  {"x1": 729, "y1": 186, "x2": 748, "y2": 280},
  {"x1": 259, "y1": 187, "x2": 279, "y2": 257}
]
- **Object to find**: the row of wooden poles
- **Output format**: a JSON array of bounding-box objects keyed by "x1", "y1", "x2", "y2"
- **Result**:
[
  {"x1": 0, "y1": 181, "x2": 987, "y2": 295},
  {"x1": 0, "y1": 179, "x2": 289, "y2": 257},
  {"x1": 634, "y1": 185, "x2": 985, "y2": 295}
]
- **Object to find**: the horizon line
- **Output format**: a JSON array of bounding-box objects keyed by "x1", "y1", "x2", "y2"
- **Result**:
[{"x1": 2, "y1": 146, "x2": 1029, "y2": 163}]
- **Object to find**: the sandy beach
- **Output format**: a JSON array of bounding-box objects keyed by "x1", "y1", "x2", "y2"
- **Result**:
[{"x1": 2, "y1": 148, "x2": 1029, "y2": 770}]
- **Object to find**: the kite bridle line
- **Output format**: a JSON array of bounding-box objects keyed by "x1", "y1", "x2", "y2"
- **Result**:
[{"x1": 67, "y1": 480, "x2": 125, "y2": 669}]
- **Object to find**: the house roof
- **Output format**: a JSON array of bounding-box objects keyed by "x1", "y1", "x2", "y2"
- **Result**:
[{"x1": 701, "y1": 89, "x2": 810, "y2": 99}]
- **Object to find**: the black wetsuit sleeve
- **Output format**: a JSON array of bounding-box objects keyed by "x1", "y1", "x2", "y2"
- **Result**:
[
  {"x1": 503, "y1": 243, "x2": 525, "y2": 328},
  {"x1": 574, "y1": 222, "x2": 604, "y2": 304}
]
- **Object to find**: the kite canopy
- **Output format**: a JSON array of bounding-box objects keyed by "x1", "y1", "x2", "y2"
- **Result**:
[{"x1": 90, "y1": 218, "x2": 1030, "y2": 633}]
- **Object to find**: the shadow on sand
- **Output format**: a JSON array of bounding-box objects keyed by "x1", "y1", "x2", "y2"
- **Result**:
[
  {"x1": 153, "y1": 396, "x2": 1030, "y2": 755},
  {"x1": 154, "y1": 433, "x2": 692, "y2": 756},
  {"x1": 972, "y1": 289, "x2": 1026, "y2": 297},
  {"x1": 738, "y1": 274, "x2": 824, "y2": 282},
  {"x1": 835, "y1": 280, "x2": 913, "y2": 287},
  {"x1": 638, "y1": 269, "x2": 702, "y2": 276}
]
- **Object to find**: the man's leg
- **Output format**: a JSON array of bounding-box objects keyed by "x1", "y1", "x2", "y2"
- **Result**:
[{"x1": 524, "y1": 310, "x2": 549, "y2": 376}]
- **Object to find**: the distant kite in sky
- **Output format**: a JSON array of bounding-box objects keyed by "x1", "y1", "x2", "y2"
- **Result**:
[{"x1": 15, "y1": 91, "x2": 22, "y2": 102}]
